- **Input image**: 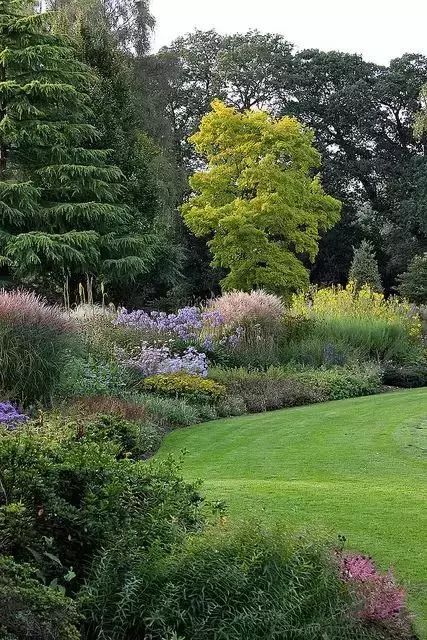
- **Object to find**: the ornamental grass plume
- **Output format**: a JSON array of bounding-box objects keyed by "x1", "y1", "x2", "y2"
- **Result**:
[
  {"x1": 0, "y1": 289, "x2": 76, "y2": 405},
  {"x1": 0, "y1": 289, "x2": 71, "y2": 332},
  {"x1": 206, "y1": 290, "x2": 285, "y2": 329}
]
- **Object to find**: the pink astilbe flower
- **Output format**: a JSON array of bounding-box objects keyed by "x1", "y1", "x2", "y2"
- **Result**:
[{"x1": 340, "y1": 553, "x2": 405, "y2": 622}]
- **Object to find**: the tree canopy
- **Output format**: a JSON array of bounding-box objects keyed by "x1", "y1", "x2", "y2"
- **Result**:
[{"x1": 182, "y1": 100, "x2": 341, "y2": 297}]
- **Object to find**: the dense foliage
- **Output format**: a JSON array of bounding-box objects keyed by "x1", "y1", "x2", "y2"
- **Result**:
[
  {"x1": 0, "y1": 1, "x2": 426, "y2": 638},
  {"x1": 80, "y1": 526, "x2": 403, "y2": 640},
  {"x1": 0, "y1": 290, "x2": 75, "y2": 404},
  {"x1": 182, "y1": 100, "x2": 341, "y2": 296},
  {"x1": 0, "y1": 0, "x2": 152, "y2": 294}
]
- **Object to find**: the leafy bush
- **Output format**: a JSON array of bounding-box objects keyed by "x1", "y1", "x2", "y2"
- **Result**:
[
  {"x1": 0, "y1": 556, "x2": 80, "y2": 640},
  {"x1": 79, "y1": 414, "x2": 162, "y2": 459},
  {"x1": 80, "y1": 525, "x2": 392, "y2": 640},
  {"x1": 131, "y1": 393, "x2": 204, "y2": 429},
  {"x1": 210, "y1": 367, "x2": 324, "y2": 412},
  {"x1": 142, "y1": 372, "x2": 226, "y2": 403},
  {"x1": 294, "y1": 364, "x2": 382, "y2": 400},
  {"x1": 216, "y1": 395, "x2": 247, "y2": 417},
  {"x1": 0, "y1": 431, "x2": 203, "y2": 588},
  {"x1": 0, "y1": 290, "x2": 76, "y2": 405},
  {"x1": 382, "y1": 362, "x2": 427, "y2": 388},
  {"x1": 59, "y1": 354, "x2": 131, "y2": 398}
]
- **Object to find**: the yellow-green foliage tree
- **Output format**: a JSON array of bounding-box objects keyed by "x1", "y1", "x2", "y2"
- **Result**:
[{"x1": 181, "y1": 100, "x2": 341, "y2": 297}]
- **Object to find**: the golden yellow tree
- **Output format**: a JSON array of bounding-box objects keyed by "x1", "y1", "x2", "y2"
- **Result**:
[{"x1": 182, "y1": 100, "x2": 341, "y2": 297}]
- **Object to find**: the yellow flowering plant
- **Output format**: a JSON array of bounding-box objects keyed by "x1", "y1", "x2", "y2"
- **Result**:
[{"x1": 142, "y1": 373, "x2": 226, "y2": 403}]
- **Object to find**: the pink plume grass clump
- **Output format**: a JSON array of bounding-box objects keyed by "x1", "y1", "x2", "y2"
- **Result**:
[
  {"x1": 0, "y1": 289, "x2": 75, "y2": 405},
  {"x1": 0, "y1": 289, "x2": 71, "y2": 332},
  {"x1": 340, "y1": 553, "x2": 406, "y2": 623},
  {"x1": 206, "y1": 290, "x2": 285, "y2": 329}
]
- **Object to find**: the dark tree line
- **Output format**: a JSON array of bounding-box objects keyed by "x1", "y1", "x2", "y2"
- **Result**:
[
  {"x1": 138, "y1": 31, "x2": 427, "y2": 296},
  {"x1": 5, "y1": 1, "x2": 425, "y2": 303}
]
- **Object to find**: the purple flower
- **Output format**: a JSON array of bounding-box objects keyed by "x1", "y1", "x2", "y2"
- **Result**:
[
  {"x1": 123, "y1": 344, "x2": 208, "y2": 377},
  {"x1": 0, "y1": 402, "x2": 28, "y2": 430},
  {"x1": 116, "y1": 306, "x2": 207, "y2": 341}
]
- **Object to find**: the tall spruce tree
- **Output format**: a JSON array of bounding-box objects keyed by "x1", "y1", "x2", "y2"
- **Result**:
[
  {"x1": 0, "y1": 0, "x2": 152, "y2": 292},
  {"x1": 349, "y1": 240, "x2": 383, "y2": 292}
]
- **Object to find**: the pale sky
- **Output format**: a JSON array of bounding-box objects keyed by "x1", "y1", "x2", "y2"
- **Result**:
[{"x1": 150, "y1": 0, "x2": 427, "y2": 65}]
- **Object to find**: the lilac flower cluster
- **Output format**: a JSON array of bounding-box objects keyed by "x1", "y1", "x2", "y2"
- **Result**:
[
  {"x1": 0, "y1": 402, "x2": 28, "y2": 429},
  {"x1": 125, "y1": 344, "x2": 208, "y2": 377},
  {"x1": 201, "y1": 326, "x2": 243, "y2": 351},
  {"x1": 116, "y1": 306, "x2": 226, "y2": 342}
]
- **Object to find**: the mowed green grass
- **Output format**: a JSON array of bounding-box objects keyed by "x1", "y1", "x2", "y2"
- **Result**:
[{"x1": 158, "y1": 389, "x2": 427, "y2": 636}]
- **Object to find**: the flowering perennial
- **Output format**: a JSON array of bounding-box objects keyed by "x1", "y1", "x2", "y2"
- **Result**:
[
  {"x1": 340, "y1": 553, "x2": 405, "y2": 622},
  {"x1": 116, "y1": 306, "x2": 224, "y2": 341},
  {"x1": 125, "y1": 344, "x2": 208, "y2": 377},
  {"x1": 0, "y1": 402, "x2": 28, "y2": 429}
]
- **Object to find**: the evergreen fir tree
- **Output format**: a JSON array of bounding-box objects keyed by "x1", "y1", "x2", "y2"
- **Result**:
[
  {"x1": 349, "y1": 240, "x2": 383, "y2": 292},
  {"x1": 398, "y1": 254, "x2": 427, "y2": 304},
  {"x1": 0, "y1": 0, "x2": 153, "y2": 291}
]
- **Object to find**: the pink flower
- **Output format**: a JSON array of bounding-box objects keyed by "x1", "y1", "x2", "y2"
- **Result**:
[{"x1": 339, "y1": 553, "x2": 405, "y2": 621}]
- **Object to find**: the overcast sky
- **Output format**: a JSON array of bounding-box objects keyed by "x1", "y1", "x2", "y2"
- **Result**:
[{"x1": 150, "y1": 0, "x2": 427, "y2": 65}]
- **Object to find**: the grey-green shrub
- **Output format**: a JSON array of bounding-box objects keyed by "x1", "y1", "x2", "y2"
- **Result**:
[{"x1": 0, "y1": 556, "x2": 80, "y2": 640}]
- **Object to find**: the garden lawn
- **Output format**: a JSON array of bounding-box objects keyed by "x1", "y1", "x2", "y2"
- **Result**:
[{"x1": 158, "y1": 389, "x2": 427, "y2": 637}]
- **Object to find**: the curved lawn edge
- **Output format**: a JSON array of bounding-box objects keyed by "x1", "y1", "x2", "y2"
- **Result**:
[{"x1": 157, "y1": 388, "x2": 427, "y2": 638}]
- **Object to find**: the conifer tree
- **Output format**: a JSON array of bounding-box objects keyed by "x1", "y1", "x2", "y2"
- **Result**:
[
  {"x1": 0, "y1": 0, "x2": 152, "y2": 290},
  {"x1": 398, "y1": 254, "x2": 427, "y2": 304},
  {"x1": 349, "y1": 240, "x2": 383, "y2": 292}
]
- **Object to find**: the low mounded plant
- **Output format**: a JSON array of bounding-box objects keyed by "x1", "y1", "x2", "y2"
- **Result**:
[
  {"x1": 0, "y1": 556, "x2": 80, "y2": 640},
  {"x1": 0, "y1": 401, "x2": 28, "y2": 429},
  {"x1": 382, "y1": 362, "x2": 427, "y2": 388},
  {"x1": 293, "y1": 364, "x2": 382, "y2": 401},
  {"x1": 142, "y1": 372, "x2": 226, "y2": 403},
  {"x1": 0, "y1": 290, "x2": 76, "y2": 405},
  {"x1": 209, "y1": 367, "x2": 325, "y2": 412},
  {"x1": 0, "y1": 428, "x2": 203, "y2": 589}
]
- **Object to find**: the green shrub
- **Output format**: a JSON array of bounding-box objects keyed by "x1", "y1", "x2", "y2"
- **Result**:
[
  {"x1": 131, "y1": 393, "x2": 204, "y2": 429},
  {"x1": 59, "y1": 354, "x2": 131, "y2": 399},
  {"x1": 0, "y1": 556, "x2": 80, "y2": 640},
  {"x1": 287, "y1": 284, "x2": 423, "y2": 367},
  {"x1": 0, "y1": 431, "x2": 203, "y2": 589},
  {"x1": 209, "y1": 367, "x2": 324, "y2": 413},
  {"x1": 80, "y1": 525, "x2": 388, "y2": 640},
  {"x1": 382, "y1": 362, "x2": 427, "y2": 388},
  {"x1": 293, "y1": 364, "x2": 382, "y2": 400},
  {"x1": 142, "y1": 373, "x2": 226, "y2": 403},
  {"x1": 216, "y1": 395, "x2": 247, "y2": 417},
  {"x1": 80, "y1": 414, "x2": 162, "y2": 459},
  {"x1": 0, "y1": 290, "x2": 77, "y2": 405}
]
